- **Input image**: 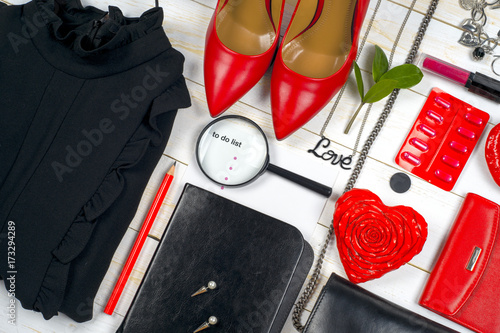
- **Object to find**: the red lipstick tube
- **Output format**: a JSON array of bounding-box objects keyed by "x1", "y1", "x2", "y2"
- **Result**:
[{"x1": 420, "y1": 53, "x2": 500, "y2": 103}]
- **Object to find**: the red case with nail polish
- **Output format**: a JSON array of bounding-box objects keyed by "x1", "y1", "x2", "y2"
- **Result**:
[
  {"x1": 395, "y1": 88, "x2": 489, "y2": 191},
  {"x1": 419, "y1": 193, "x2": 500, "y2": 333}
]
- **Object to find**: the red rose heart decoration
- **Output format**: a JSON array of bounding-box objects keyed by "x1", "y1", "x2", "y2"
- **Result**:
[
  {"x1": 485, "y1": 123, "x2": 500, "y2": 187},
  {"x1": 334, "y1": 189, "x2": 428, "y2": 284}
]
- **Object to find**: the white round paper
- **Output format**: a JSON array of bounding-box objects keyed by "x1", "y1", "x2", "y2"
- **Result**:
[{"x1": 197, "y1": 117, "x2": 268, "y2": 185}]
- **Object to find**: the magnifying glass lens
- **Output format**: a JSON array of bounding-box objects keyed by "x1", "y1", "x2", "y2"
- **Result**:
[{"x1": 197, "y1": 117, "x2": 268, "y2": 185}]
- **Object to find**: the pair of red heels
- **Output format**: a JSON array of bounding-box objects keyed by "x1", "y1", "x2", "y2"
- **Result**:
[{"x1": 204, "y1": 0, "x2": 370, "y2": 140}]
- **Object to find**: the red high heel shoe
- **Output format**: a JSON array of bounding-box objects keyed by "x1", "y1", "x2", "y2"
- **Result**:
[
  {"x1": 270, "y1": 0, "x2": 370, "y2": 140},
  {"x1": 204, "y1": 0, "x2": 285, "y2": 117}
]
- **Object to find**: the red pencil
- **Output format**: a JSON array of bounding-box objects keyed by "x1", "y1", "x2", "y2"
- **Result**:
[{"x1": 104, "y1": 162, "x2": 176, "y2": 315}]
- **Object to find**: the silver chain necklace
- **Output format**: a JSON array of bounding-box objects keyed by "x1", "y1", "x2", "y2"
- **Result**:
[{"x1": 292, "y1": 0, "x2": 440, "y2": 330}]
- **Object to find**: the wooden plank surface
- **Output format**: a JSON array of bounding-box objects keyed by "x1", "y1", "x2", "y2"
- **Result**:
[{"x1": 2, "y1": 0, "x2": 499, "y2": 331}]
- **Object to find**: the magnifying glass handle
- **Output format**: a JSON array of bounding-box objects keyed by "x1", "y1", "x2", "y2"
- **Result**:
[{"x1": 267, "y1": 163, "x2": 332, "y2": 197}]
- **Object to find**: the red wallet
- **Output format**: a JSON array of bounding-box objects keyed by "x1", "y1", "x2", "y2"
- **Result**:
[{"x1": 419, "y1": 193, "x2": 500, "y2": 333}]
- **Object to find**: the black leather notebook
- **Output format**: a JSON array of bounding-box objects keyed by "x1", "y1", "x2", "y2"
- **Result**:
[{"x1": 117, "y1": 183, "x2": 313, "y2": 333}]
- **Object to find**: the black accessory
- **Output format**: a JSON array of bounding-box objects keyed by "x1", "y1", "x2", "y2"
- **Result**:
[
  {"x1": 117, "y1": 184, "x2": 313, "y2": 332},
  {"x1": 303, "y1": 273, "x2": 457, "y2": 333},
  {"x1": 390, "y1": 172, "x2": 412, "y2": 193}
]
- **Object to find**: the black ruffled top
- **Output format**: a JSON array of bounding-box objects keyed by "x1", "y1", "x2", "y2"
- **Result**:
[
  {"x1": 0, "y1": 0, "x2": 190, "y2": 322},
  {"x1": 27, "y1": 0, "x2": 172, "y2": 78}
]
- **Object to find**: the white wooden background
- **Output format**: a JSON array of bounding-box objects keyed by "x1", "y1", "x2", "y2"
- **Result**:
[{"x1": 1, "y1": 0, "x2": 500, "y2": 331}]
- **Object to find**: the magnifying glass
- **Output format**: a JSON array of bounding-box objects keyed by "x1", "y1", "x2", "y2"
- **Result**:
[{"x1": 196, "y1": 115, "x2": 332, "y2": 197}]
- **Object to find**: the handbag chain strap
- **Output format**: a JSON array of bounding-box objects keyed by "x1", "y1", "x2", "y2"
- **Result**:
[{"x1": 292, "y1": 0, "x2": 440, "y2": 330}]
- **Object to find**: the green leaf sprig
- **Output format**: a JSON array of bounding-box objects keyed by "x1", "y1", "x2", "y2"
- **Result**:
[{"x1": 344, "y1": 45, "x2": 424, "y2": 134}]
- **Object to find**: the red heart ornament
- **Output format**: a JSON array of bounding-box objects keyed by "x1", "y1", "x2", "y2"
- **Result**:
[
  {"x1": 485, "y1": 123, "x2": 500, "y2": 187},
  {"x1": 334, "y1": 189, "x2": 428, "y2": 284}
]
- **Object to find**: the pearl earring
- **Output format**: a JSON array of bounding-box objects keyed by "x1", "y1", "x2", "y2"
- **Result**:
[
  {"x1": 191, "y1": 281, "x2": 217, "y2": 297},
  {"x1": 193, "y1": 316, "x2": 218, "y2": 332}
]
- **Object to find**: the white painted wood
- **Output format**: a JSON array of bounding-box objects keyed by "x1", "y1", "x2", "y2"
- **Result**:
[{"x1": 2, "y1": 0, "x2": 499, "y2": 331}]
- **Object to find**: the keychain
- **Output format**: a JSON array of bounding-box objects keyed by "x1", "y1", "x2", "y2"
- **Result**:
[{"x1": 458, "y1": 0, "x2": 500, "y2": 63}]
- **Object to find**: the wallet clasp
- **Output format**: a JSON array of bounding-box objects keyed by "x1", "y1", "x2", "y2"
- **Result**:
[{"x1": 465, "y1": 246, "x2": 482, "y2": 271}]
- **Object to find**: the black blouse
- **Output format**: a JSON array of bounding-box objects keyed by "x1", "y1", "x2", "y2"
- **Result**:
[{"x1": 0, "y1": 0, "x2": 191, "y2": 322}]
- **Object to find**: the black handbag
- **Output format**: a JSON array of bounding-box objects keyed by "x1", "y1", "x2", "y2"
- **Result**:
[{"x1": 304, "y1": 273, "x2": 457, "y2": 333}]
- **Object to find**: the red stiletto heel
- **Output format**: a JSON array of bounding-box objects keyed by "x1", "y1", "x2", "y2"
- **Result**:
[
  {"x1": 204, "y1": 0, "x2": 285, "y2": 117},
  {"x1": 270, "y1": 0, "x2": 370, "y2": 140}
]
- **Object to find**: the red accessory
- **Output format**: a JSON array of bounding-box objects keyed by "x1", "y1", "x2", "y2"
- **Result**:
[
  {"x1": 419, "y1": 193, "x2": 500, "y2": 333},
  {"x1": 421, "y1": 53, "x2": 500, "y2": 103},
  {"x1": 203, "y1": 0, "x2": 285, "y2": 117},
  {"x1": 485, "y1": 123, "x2": 500, "y2": 187},
  {"x1": 270, "y1": 0, "x2": 370, "y2": 140},
  {"x1": 334, "y1": 189, "x2": 428, "y2": 284},
  {"x1": 395, "y1": 88, "x2": 489, "y2": 191},
  {"x1": 104, "y1": 163, "x2": 176, "y2": 315}
]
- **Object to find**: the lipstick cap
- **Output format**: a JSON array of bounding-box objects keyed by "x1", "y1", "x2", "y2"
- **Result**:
[{"x1": 466, "y1": 72, "x2": 500, "y2": 103}]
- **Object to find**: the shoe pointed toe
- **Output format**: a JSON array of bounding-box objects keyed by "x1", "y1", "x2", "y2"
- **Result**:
[
  {"x1": 270, "y1": 79, "x2": 314, "y2": 140},
  {"x1": 204, "y1": 35, "x2": 274, "y2": 117},
  {"x1": 271, "y1": 59, "x2": 347, "y2": 140}
]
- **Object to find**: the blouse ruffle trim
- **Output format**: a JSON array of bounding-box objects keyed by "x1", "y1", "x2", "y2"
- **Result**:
[{"x1": 32, "y1": 78, "x2": 191, "y2": 319}]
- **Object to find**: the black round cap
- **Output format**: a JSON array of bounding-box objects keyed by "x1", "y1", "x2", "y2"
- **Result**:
[{"x1": 390, "y1": 172, "x2": 411, "y2": 193}]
